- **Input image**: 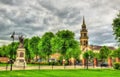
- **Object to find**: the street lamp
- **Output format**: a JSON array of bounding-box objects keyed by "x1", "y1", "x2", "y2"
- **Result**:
[{"x1": 10, "y1": 32, "x2": 15, "y2": 71}]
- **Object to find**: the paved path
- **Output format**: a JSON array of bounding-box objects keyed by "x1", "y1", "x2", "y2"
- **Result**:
[{"x1": 0, "y1": 65, "x2": 112, "y2": 71}]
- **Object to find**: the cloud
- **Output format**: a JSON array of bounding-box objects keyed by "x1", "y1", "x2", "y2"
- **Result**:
[{"x1": 0, "y1": 0, "x2": 119, "y2": 47}]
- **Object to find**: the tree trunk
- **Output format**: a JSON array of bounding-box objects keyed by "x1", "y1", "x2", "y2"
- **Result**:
[
  {"x1": 86, "y1": 58, "x2": 88, "y2": 69},
  {"x1": 47, "y1": 55, "x2": 50, "y2": 64}
]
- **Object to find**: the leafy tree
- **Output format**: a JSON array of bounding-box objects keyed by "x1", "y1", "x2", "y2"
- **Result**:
[
  {"x1": 99, "y1": 46, "x2": 111, "y2": 63},
  {"x1": 51, "y1": 30, "x2": 80, "y2": 66},
  {"x1": 83, "y1": 50, "x2": 94, "y2": 69},
  {"x1": 112, "y1": 12, "x2": 120, "y2": 45},
  {"x1": 0, "y1": 42, "x2": 19, "y2": 60},
  {"x1": 112, "y1": 47, "x2": 120, "y2": 58},
  {"x1": 66, "y1": 39, "x2": 81, "y2": 60},
  {"x1": 12, "y1": 42, "x2": 19, "y2": 59},
  {"x1": 94, "y1": 52, "x2": 100, "y2": 59},
  {"x1": 83, "y1": 51, "x2": 89, "y2": 69},
  {"x1": 56, "y1": 30, "x2": 74, "y2": 57},
  {"x1": 28, "y1": 36, "x2": 40, "y2": 61},
  {"x1": 38, "y1": 32, "x2": 54, "y2": 62},
  {"x1": 8, "y1": 42, "x2": 19, "y2": 59},
  {"x1": 0, "y1": 45, "x2": 6, "y2": 57},
  {"x1": 24, "y1": 38, "x2": 32, "y2": 62},
  {"x1": 51, "y1": 36, "x2": 63, "y2": 53}
]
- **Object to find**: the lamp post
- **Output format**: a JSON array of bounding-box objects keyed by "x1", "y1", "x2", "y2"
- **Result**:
[{"x1": 10, "y1": 32, "x2": 15, "y2": 71}]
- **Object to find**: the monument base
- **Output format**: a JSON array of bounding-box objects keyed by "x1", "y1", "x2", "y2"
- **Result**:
[
  {"x1": 14, "y1": 48, "x2": 27, "y2": 67},
  {"x1": 14, "y1": 59, "x2": 26, "y2": 67}
]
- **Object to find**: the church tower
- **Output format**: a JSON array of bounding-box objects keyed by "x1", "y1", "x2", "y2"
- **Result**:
[{"x1": 80, "y1": 16, "x2": 89, "y2": 51}]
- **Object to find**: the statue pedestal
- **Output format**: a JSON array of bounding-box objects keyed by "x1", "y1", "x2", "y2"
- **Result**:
[{"x1": 14, "y1": 48, "x2": 26, "y2": 66}]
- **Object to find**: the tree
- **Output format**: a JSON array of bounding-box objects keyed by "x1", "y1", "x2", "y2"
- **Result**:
[
  {"x1": 112, "y1": 47, "x2": 120, "y2": 58},
  {"x1": 56, "y1": 30, "x2": 75, "y2": 58},
  {"x1": 83, "y1": 51, "x2": 89, "y2": 69},
  {"x1": 112, "y1": 12, "x2": 120, "y2": 45},
  {"x1": 66, "y1": 39, "x2": 81, "y2": 60},
  {"x1": 51, "y1": 36, "x2": 64, "y2": 53},
  {"x1": 0, "y1": 45, "x2": 6, "y2": 57},
  {"x1": 99, "y1": 46, "x2": 111, "y2": 63},
  {"x1": 83, "y1": 50, "x2": 94, "y2": 69},
  {"x1": 24, "y1": 38, "x2": 32, "y2": 62},
  {"x1": 28, "y1": 36, "x2": 40, "y2": 61},
  {"x1": 38, "y1": 32, "x2": 54, "y2": 63},
  {"x1": 51, "y1": 30, "x2": 80, "y2": 66},
  {"x1": 12, "y1": 42, "x2": 19, "y2": 59},
  {"x1": 0, "y1": 42, "x2": 19, "y2": 59}
]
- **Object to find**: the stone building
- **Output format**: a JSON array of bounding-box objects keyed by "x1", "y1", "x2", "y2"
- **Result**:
[
  {"x1": 80, "y1": 16, "x2": 115, "y2": 54},
  {"x1": 80, "y1": 16, "x2": 115, "y2": 67}
]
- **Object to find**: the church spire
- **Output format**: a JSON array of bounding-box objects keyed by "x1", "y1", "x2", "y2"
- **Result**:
[
  {"x1": 80, "y1": 16, "x2": 88, "y2": 51},
  {"x1": 82, "y1": 16, "x2": 86, "y2": 28},
  {"x1": 83, "y1": 16, "x2": 85, "y2": 25}
]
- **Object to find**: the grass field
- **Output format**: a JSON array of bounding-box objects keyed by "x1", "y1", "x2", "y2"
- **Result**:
[{"x1": 0, "y1": 69, "x2": 120, "y2": 77}]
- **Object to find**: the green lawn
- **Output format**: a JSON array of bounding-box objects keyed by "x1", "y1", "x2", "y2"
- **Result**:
[{"x1": 0, "y1": 69, "x2": 119, "y2": 77}]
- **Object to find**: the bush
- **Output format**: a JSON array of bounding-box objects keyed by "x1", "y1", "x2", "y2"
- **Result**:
[{"x1": 113, "y1": 62, "x2": 120, "y2": 70}]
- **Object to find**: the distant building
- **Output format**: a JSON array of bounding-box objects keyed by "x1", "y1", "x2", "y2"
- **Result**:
[
  {"x1": 0, "y1": 57, "x2": 9, "y2": 63},
  {"x1": 80, "y1": 16, "x2": 115, "y2": 58}
]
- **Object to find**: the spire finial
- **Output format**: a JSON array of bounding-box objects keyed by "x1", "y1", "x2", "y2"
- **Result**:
[
  {"x1": 83, "y1": 16, "x2": 85, "y2": 25},
  {"x1": 82, "y1": 16, "x2": 86, "y2": 28}
]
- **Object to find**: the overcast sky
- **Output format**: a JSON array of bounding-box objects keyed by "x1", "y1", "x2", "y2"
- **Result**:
[{"x1": 0, "y1": 0, "x2": 119, "y2": 47}]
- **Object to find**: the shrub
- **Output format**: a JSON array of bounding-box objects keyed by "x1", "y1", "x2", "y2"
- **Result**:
[{"x1": 113, "y1": 62, "x2": 120, "y2": 70}]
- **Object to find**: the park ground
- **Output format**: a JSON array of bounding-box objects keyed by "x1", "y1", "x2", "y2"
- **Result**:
[{"x1": 0, "y1": 69, "x2": 120, "y2": 77}]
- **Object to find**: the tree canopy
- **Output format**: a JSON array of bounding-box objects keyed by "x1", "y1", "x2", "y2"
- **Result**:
[
  {"x1": 51, "y1": 30, "x2": 81, "y2": 60},
  {"x1": 0, "y1": 30, "x2": 81, "y2": 63},
  {"x1": 38, "y1": 32, "x2": 54, "y2": 61},
  {"x1": 112, "y1": 47, "x2": 120, "y2": 58},
  {"x1": 99, "y1": 46, "x2": 111, "y2": 61},
  {"x1": 112, "y1": 12, "x2": 120, "y2": 45}
]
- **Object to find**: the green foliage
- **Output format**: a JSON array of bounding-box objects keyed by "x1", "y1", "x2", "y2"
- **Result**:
[
  {"x1": 24, "y1": 38, "x2": 32, "y2": 62},
  {"x1": 112, "y1": 47, "x2": 120, "y2": 58},
  {"x1": 99, "y1": 46, "x2": 111, "y2": 60},
  {"x1": 28, "y1": 36, "x2": 40, "y2": 61},
  {"x1": 113, "y1": 62, "x2": 120, "y2": 70},
  {"x1": 51, "y1": 36, "x2": 64, "y2": 53},
  {"x1": 56, "y1": 30, "x2": 74, "y2": 40},
  {"x1": 112, "y1": 12, "x2": 120, "y2": 45},
  {"x1": 94, "y1": 53, "x2": 100, "y2": 59},
  {"x1": 0, "y1": 30, "x2": 80, "y2": 64},
  {"x1": 0, "y1": 42, "x2": 19, "y2": 59},
  {"x1": 83, "y1": 50, "x2": 94, "y2": 59},
  {"x1": 38, "y1": 32, "x2": 54, "y2": 61},
  {"x1": 51, "y1": 30, "x2": 81, "y2": 60},
  {"x1": 83, "y1": 51, "x2": 89, "y2": 59}
]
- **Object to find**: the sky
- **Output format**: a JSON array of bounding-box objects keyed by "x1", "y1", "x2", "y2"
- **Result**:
[{"x1": 0, "y1": 0, "x2": 120, "y2": 47}]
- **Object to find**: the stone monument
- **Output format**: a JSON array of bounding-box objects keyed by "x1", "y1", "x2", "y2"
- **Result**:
[{"x1": 14, "y1": 35, "x2": 26, "y2": 66}]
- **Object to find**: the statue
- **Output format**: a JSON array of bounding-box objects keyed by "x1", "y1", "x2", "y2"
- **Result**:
[
  {"x1": 14, "y1": 34, "x2": 26, "y2": 66},
  {"x1": 19, "y1": 35, "x2": 24, "y2": 44},
  {"x1": 18, "y1": 35, "x2": 24, "y2": 48}
]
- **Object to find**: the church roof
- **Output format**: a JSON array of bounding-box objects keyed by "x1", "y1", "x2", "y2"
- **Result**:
[{"x1": 89, "y1": 45, "x2": 116, "y2": 51}]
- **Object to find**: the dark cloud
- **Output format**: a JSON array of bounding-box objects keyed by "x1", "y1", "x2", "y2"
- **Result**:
[
  {"x1": 0, "y1": 0, "x2": 24, "y2": 6},
  {"x1": 0, "y1": 0, "x2": 119, "y2": 46}
]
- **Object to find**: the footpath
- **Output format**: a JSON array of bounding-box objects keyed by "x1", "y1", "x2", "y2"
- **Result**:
[{"x1": 0, "y1": 65, "x2": 112, "y2": 71}]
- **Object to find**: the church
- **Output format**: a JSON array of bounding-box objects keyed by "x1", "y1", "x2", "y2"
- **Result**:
[
  {"x1": 80, "y1": 17, "x2": 116, "y2": 67},
  {"x1": 80, "y1": 16, "x2": 115, "y2": 54},
  {"x1": 50, "y1": 16, "x2": 115, "y2": 62}
]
